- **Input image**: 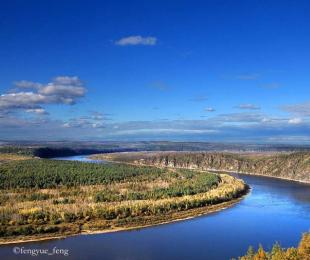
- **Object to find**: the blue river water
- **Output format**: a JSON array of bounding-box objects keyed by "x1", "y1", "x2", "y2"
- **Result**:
[
  {"x1": 52, "y1": 155, "x2": 108, "y2": 164},
  {"x1": 0, "y1": 155, "x2": 309, "y2": 260}
]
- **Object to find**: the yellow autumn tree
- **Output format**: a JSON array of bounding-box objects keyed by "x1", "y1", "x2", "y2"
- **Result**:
[
  {"x1": 297, "y1": 232, "x2": 310, "y2": 259},
  {"x1": 238, "y1": 232, "x2": 310, "y2": 260},
  {"x1": 285, "y1": 247, "x2": 298, "y2": 260},
  {"x1": 270, "y1": 242, "x2": 286, "y2": 260},
  {"x1": 253, "y1": 245, "x2": 268, "y2": 260}
]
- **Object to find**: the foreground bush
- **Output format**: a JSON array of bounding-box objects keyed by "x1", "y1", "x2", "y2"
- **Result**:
[{"x1": 237, "y1": 232, "x2": 310, "y2": 260}]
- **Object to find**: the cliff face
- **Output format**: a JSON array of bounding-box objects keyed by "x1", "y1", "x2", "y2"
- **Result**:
[{"x1": 130, "y1": 152, "x2": 310, "y2": 183}]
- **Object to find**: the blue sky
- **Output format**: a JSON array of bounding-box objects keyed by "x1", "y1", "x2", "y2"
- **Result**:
[{"x1": 0, "y1": 0, "x2": 310, "y2": 142}]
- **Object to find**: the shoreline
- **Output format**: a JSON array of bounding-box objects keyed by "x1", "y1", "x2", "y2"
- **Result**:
[
  {"x1": 208, "y1": 168, "x2": 310, "y2": 185},
  {"x1": 0, "y1": 191, "x2": 249, "y2": 246}
]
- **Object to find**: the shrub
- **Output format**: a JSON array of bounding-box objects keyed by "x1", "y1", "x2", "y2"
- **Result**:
[
  {"x1": 28, "y1": 193, "x2": 50, "y2": 201},
  {"x1": 238, "y1": 232, "x2": 310, "y2": 260}
]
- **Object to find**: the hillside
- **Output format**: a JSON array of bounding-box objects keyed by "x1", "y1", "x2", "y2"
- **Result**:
[{"x1": 95, "y1": 152, "x2": 310, "y2": 183}]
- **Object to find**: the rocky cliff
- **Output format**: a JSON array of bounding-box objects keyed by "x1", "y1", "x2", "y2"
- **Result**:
[{"x1": 104, "y1": 152, "x2": 310, "y2": 183}]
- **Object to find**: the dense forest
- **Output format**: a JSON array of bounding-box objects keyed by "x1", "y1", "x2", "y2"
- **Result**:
[
  {"x1": 237, "y1": 232, "x2": 310, "y2": 260},
  {"x1": 0, "y1": 156, "x2": 247, "y2": 241},
  {"x1": 0, "y1": 146, "x2": 137, "y2": 158},
  {"x1": 0, "y1": 159, "x2": 220, "y2": 199},
  {"x1": 0, "y1": 159, "x2": 167, "y2": 189}
]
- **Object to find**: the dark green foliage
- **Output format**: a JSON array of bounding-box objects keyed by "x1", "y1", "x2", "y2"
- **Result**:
[
  {"x1": 0, "y1": 145, "x2": 136, "y2": 158},
  {"x1": 62, "y1": 212, "x2": 77, "y2": 222},
  {"x1": 124, "y1": 173, "x2": 220, "y2": 200},
  {"x1": 0, "y1": 146, "x2": 34, "y2": 156},
  {"x1": 15, "y1": 193, "x2": 50, "y2": 202},
  {"x1": 94, "y1": 191, "x2": 123, "y2": 202},
  {"x1": 0, "y1": 159, "x2": 165, "y2": 189},
  {"x1": 0, "y1": 225, "x2": 59, "y2": 237},
  {"x1": 52, "y1": 198, "x2": 75, "y2": 205},
  {"x1": 28, "y1": 193, "x2": 50, "y2": 201},
  {"x1": 90, "y1": 169, "x2": 220, "y2": 202}
]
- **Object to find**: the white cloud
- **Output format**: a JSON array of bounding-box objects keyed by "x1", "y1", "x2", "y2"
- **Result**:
[
  {"x1": 26, "y1": 108, "x2": 48, "y2": 115},
  {"x1": 1, "y1": 113, "x2": 310, "y2": 142},
  {"x1": 38, "y1": 76, "x2": 86, "y2": 104},
  {"x1": 14, "y1": 80, "x2": 42, "y2": 89},
  {"x1": 288, "y1": 118, "x2": 303, "y2": 124},
  {"x1": 115, "y1": 35, "x2": 157, "y2": 46},
  {"x1": 0, "y1": 92, "x2": 48, "y2": 109},
  {"x1": 62, "y1": 111, "x2": 107, "y2": 129},
  {"x1": 261, "y1": 117, "x2": 272, "y2": 123},
  {"x1": 205, "y1": 107, "x2": 215, "y2": 112},
  {"x1": 0, "y1": 76, "x2": 87, "y2": 110},
  {"x1": 90, "y1": 113, "x2": 103, "y2": 120},
  {"x1": 214, "y1": 113, "x2": 263, "y2": 123}
]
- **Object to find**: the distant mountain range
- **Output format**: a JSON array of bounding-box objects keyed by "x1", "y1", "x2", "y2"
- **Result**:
[{"x1": 0, "y1": 141, "x2": 309, "y2": 158}]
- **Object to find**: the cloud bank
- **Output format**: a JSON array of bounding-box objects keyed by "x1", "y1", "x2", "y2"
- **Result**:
[
  {"x1": 281, "y1": 102, "x2": 310, "y2": 117},
  {"x1": 1, "y1": 76, "x2": 309, "y2": 144},
  {"x1": 0, "y1": 76, "x2": 87, "y2": 112}
]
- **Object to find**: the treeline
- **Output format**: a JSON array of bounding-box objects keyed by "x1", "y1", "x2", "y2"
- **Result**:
[
  {"x1": 2, "y1": 141, "x2": 309, "y2": 159},
  {"x1": 95, "y1": 172, "x2": 220, "y2": 202},
  {"x1": 0, "y1": 146, "x2": 137, "y2": 158},
  {"x1": 0, "y1": 159, "x2": 166, "y2": 189},
  {"x1": 0, "y1": 159, "x2": 220, "y2": 199},
  {"x1": 0, "y1": 146, "x2": 34, "y2": 156},
  {"x1": 32, "y1": 147, "x2": 138, "y2": 158},
  {"x1": 237, "y1": 232, "x2": 310, "y2": 260}
]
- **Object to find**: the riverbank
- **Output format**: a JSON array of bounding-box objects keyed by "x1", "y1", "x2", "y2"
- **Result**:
[
  {"x1": 0, "y1": 193, "x2": 248, "y2": 245},
  {"x1": 209, "y1": 169, "x2": 310, "y2": 185}
]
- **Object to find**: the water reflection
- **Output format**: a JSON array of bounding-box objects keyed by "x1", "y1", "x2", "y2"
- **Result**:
[{"x1": 52, "y1": 155, "x2": 108, "y2": 164}]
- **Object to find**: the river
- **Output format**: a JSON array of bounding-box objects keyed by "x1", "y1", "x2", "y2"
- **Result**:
[{"x1": 0, "y1": 155, "x2": 309, "y2": 259}]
